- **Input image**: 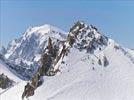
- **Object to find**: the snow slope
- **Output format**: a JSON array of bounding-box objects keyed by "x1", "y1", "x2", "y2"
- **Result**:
[
  {"x1": 1, "y1": 42, "x2": 134, "y2": 100},
  {"x1": 0, "y1": 60, "x2": 20, "y2": 82},
  {"x1": 0, "y1": 81, "x2": 26, "y2": 100},
  {"x1": 0, "y1": 59, "x2": 21, "y2": 94},
  {"x1": 30, "y1": 44, "x2": 134, "y2": 100}
]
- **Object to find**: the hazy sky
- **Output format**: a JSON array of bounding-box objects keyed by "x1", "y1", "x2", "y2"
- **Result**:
[{"x1": 0, "y1": 0, "x2": 134, "y2": 48}]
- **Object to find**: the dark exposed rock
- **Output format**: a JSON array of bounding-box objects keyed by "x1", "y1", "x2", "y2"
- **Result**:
[
  {"x1": 68, "y1": 21, "x2": 108, "y2": 53},
  {"x1": 0, "y1": 73, "x2": 14, "y2": 89},
  {"x1": 103, "y1": 56, "x2": 109, "y2": 67}
]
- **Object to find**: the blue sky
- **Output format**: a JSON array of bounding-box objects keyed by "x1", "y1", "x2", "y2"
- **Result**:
[{"x1": 0, "y1": 0, "x2": 134, "y2": 48}]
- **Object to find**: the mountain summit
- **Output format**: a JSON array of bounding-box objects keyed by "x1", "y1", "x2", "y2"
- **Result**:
[{"x1": 3, "y1": 24, "x2": 67, "y2": 78}]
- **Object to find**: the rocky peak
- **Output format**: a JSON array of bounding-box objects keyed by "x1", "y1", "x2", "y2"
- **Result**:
[{"x1": 68, "y1": 21, "x2": 108, "y2": 53}]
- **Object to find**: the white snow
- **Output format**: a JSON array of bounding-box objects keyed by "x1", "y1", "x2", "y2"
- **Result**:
[
  {"x1": 1, "y1": 44, "x2": 134, "y2": 100},
  {"x1": 125, "y1": 48, "x2": 134, "y2": 58},
  {"x1": 0, "y1": 60, "x2": 20, "y2": 82},
  {"x1": 24, "y1": 24, "x2": 67, "y2": 39},
  {"x1": 0, "y1": 59, "x2": 22, "y2": 94},
  {"x1": 1, "y1": 23, "x2": 134, "y2": 100},
  {"x1": 0, "y1": 82, "x2": 26, "y2": 100}
]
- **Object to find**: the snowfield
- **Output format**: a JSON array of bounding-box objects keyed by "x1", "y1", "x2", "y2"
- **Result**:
[
  {"x1": 1, "y1": 44, "x2": 134, "y2": 100},
  {"x1": 30, "y1": 45, "x2": 134, "y2": 100}
]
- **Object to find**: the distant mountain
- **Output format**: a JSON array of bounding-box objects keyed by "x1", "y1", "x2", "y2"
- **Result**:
[
  {"x1": 5, "y1": 24, "x2": 66, "y2": 65},
  {"x1": 3, "y1": 24, "x2": 67, "y2": 79},
  {"x1": 1, "y1": 21, "x2": 134, "y2": 100}
]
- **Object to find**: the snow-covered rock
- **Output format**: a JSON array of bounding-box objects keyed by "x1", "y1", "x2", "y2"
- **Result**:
[
  {"x1": 3, "y1": 24, "x2": 67, "y2": 79},
  {"x1": 1, "y1": 21, "x2": 134, "y2": 100},
  {"x1": 5, "y1": 24, "x2": 67, "y2": 65}
]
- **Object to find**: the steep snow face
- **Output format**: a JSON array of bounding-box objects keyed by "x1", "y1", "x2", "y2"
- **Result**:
[{"x1": 4, "y1": 24, "x2": 67, "y2": 68}]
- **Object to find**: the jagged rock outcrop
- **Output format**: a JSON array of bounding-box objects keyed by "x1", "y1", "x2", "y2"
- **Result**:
[
  {"x1": 0, "y1": 73, "x2": 14, "y2": 89},
  {"x1": 68, "y1": 21, "x2": 108, "y2": 53},
  {"x1": 3, "y1": 25, "x2": 67, "y2": 80},
  {"x1": 38, "y1": 37, "x2": 67, "y2": 76},
  {"x1": 22, "y1": 21, "x2": 110, "y2": 81},
  {"x1": 2, "y1": 21, "x2": 134, "y2": 100}
]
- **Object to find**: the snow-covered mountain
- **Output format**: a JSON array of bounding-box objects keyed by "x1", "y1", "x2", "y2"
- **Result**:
[
  {"x1": 3, "y1": 24, "x2": 67, "y2": 79},
  {"x1": 0, "y1": 21, "x2": 134, "y2": 100},
  {"x1": 5, "y1": 24, "x2": 66, "y2": 64}
]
